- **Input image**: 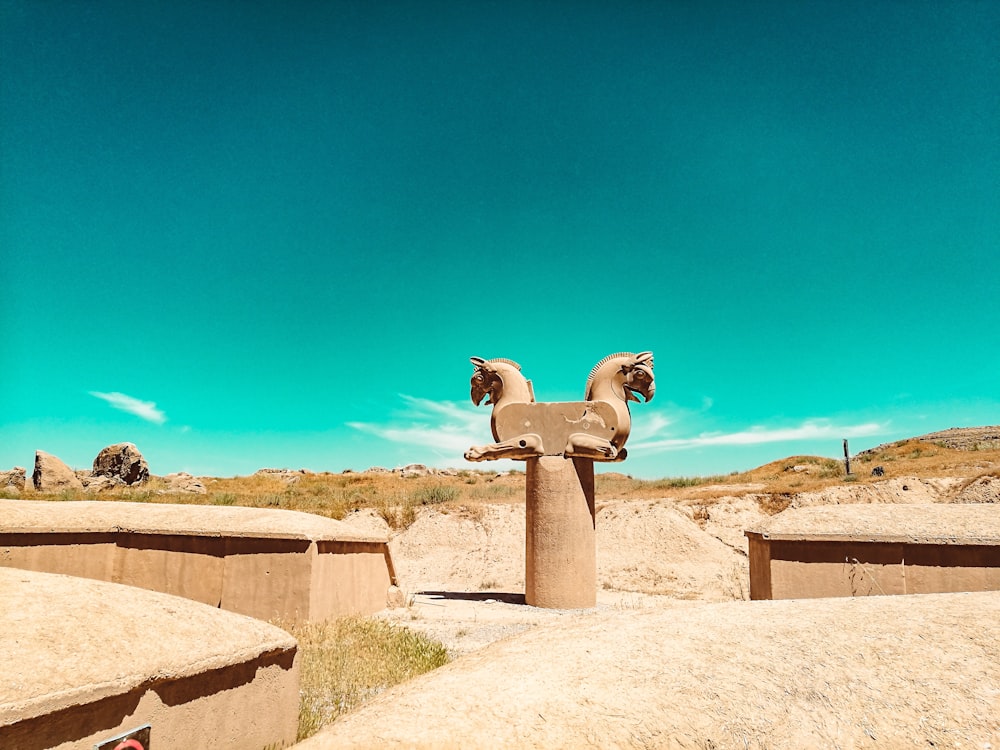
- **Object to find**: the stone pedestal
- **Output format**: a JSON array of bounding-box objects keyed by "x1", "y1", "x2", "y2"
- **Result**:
[{"x1": 525, "y1": 456, "x2": 596, "y2": 608}]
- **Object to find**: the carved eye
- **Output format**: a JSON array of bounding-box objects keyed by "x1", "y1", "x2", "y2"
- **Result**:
[{"x1": 473, "y1": 373, "x2": 484, "y2": 382}]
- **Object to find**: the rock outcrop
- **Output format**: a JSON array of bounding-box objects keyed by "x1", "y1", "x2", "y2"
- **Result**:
[
  {"x1": 1, "y1": 467, "x2": 26, "y2": 493},
  {"x1": 33, "y1": 451, "x2": 84, "y2": 492},
  {"x1": 163, "y1": 472, "x2": 208, "y2": 494},
  {"x1": 254, "y1": 468, "x2": 303, "y2": 484},
  {"x1": 80, "y1": 474, "x2": 121, "y2": 492},
  {"x1": 92, "y1": 442, "x2": 149, "y2": 485}
]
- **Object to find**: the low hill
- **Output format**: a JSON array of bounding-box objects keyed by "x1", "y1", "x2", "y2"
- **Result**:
[{"x1": 860, "y1": 425, "x2": 1000, "y2": 453}]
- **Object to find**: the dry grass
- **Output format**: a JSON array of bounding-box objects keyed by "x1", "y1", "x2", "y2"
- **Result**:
[
  {"x1": 706, "y1": 441, "x2": 1000, "y2": 496},
  {"x1": 15, "y1": 440, "x2": 999, "y2": 524},
  {"x1": 282, "y1": 616, "x2": 449, "y2": 741}
]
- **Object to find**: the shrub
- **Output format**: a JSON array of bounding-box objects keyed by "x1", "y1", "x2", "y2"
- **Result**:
[
  {"x1": 376, "y1": 494, "x2": 418, "y2": 529},
  {"x1": 291, "y1": 617, "x2": 449, "y2": 740},
  {"x1": 410, "y1": 484, "x2": 459, "y2": 505}
]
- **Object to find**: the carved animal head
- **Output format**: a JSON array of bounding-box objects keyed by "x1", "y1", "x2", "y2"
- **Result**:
[
  {"x1": 469, "y1": 357, "x2": 533, "y2": 407},
  {"x1": 585, "y1": 351, "x2": 655, "y2": 403},
  {"x1": 469, "y1": 357, "x2": 501, "y2": 406},
  {"x1": 621, "y1": 351, "x2": 655, "y2": 403}
]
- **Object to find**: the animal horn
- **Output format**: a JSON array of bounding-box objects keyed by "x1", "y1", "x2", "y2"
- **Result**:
[{"x1": 470, "y1": 356, "x2": 486, "y2": 367}]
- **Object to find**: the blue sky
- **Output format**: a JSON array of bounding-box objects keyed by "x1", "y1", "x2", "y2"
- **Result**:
[{"x1": 2, "y1": 1, "x2": 997, "y2": 479}]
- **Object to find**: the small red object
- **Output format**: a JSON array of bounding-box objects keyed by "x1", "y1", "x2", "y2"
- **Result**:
[{"x1": 113, "y1": 740, "x2": 144, "y2": 750}]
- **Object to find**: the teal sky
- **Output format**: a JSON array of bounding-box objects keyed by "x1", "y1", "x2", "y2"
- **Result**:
[{"x1": 2, "y1": 1, "x2": 998, "y2": 479}]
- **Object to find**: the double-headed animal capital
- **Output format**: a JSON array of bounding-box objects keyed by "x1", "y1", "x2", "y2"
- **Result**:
[{"x1": 464, "y1": 352, "x2": 654, "y2": 463}]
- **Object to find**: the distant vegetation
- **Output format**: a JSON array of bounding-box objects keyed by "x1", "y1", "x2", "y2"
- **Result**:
[{"x1": 12, "y1": 437, "x2": 1000, "y2": 529}]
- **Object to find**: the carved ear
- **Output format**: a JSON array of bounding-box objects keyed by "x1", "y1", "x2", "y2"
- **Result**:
[
  {"x1": 635, "y1": 351, "x2": 653, "y2": 367},
  {"x1": 470, "y1": 356, "x2": 486, "y2": 367}
]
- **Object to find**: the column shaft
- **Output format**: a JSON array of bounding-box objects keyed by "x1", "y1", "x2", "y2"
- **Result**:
[{"x1": 525, "y1": 456, "x2": 596, "y2": 608}]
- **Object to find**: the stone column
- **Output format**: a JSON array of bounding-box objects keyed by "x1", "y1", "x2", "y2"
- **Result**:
[{"x1": 525, "y1": 456, "x2": 596, "y2": 608}]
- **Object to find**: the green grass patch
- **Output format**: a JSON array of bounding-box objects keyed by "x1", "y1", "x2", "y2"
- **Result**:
[{"x1": 290, "y1": 617, "x2": 449, "y2": 741}]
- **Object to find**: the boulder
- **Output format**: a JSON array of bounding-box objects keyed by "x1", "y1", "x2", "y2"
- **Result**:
[
  {"x1": 398, "y1": 463, "x2": 431, "y2": 478},
  {"x1": 33, "y1": 451, "x2": 84, "y2": 492},
  {"x1": 163, "y1": 472, "x2": 208, "y2": 494},
  {"x1": 1, "y1": 467, "x2": 26, "y2": 493},
  {"x1": 80, "y1": 474, "x2": 122, "y2": 493},
  {"x1": 92, "y1": 443, "x2": 149, "y2": 485},
  {"x1": 254, "y1": 468, "x2": 302, "y2": 484}
]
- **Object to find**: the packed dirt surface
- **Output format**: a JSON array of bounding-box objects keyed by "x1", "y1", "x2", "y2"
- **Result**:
[
  {"x1": 325, "y1": 466, "x2": 1000, "y2": 748},
  {"x1": 297, "y1": 591, "x2": 1000, "y2": 750}
]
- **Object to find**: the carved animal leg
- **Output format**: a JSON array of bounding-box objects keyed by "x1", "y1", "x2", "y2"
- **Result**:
[
  {"x1": 465, "y1": 433, "x2": 544, "y2": 462},
  {"x1": 564, "y1": 433, "x2": 621, "y2": 461}
]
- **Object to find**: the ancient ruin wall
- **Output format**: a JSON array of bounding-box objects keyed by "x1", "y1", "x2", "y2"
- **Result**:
[
  {"x1": 0, "y1": 569, "x2": 299, "y2": 750},
  {"x1": 747, "y1": 504, "x2": 1000, "y2": 600},
  {"x1": 0, "y1": 500, "x2": 395, "y2": 620}
]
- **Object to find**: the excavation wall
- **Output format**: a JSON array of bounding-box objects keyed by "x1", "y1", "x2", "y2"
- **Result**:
[
  {"x1": 0, "y1": 500, "x2": 396, "y2": 620},
  {"x1": 746, "y1": 503, "x2": 1000, "y2": 600}
]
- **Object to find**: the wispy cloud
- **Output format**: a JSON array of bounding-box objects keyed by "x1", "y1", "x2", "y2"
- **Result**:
[
  {"x1": 89, "y1": 391, "x2": 167, "y2": 425},
  {"x1": 347, "y1": 395, "x2": 488, "y2": 459},
  {"x1": 630, "y1": 417, "x2": 884, "y2": 453},
  {"x1": 348, "y1": 395, "x2": 888, "y2": 469}
]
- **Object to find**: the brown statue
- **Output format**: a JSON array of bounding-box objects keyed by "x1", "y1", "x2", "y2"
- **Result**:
[
  {"x1": 464, "y1": 358, "x2": 544, "y2": 461},
  {"x1": 463, "y1": 351, "x2": 654, "y2": 609},
  {"x1": 565, "y1": 351, "x2": 655, "y2": 461},
  {"x1": 465, "y1": 352, "x2": 654, "y2": 463}
]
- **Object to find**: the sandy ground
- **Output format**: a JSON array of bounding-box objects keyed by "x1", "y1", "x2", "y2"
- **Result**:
[
  {"x1": 298, "y1": 591, "x2": 1000, "y2": 750},
  {"x1": 319, "y1": 477, "x2": 1000, "y2": 748},
  {"x1": 343, "y1": 497, "x2": 750, "y2": 656}
]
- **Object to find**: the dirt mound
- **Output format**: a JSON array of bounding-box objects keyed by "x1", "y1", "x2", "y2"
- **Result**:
[
  {"x1": 383, "y1": 501, "x2": 745, "y2": 602},
  {"x1": 950, "y1": 472, "x2": 1000, "y2": 504},
  {"x1": 785, "y1": 476, "x2": 961, "y2": 506},
  {"x1": 389, "y1": 505, "x2": 527, "y2": 592},
  {"x1": 688, "y1": 493, "x2": 770, "y2": 555},
  {"x1": 298, "y1": 591, "x2": 1000, "y2": 749},
  {"x1": 596, "y1": 499, "x2": 745, "y2": 600}
]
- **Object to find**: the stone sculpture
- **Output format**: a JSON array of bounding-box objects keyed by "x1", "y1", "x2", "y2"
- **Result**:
[
  {"x1": 569, "y1": 350, "x2": 655, "y2": 460},
  {"x1": 464, "y1": 357, "x2": 541, "y2": 461},
  {"x1": 465, "y1": 352, "x2": 654, "y2": 463},
  {"x1": 465, "y1": 352, "x2": 654, "y2": 608}
]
